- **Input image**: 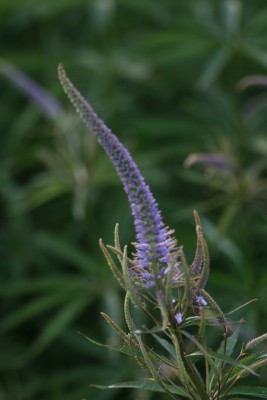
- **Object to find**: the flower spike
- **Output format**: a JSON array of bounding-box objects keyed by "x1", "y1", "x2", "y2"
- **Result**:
[{"x1": 58, "y1": 64, "x2": 177, "y2": 287}]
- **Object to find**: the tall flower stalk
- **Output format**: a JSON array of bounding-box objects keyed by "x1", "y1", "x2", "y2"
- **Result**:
[
  {"x1": 58, "y1": 64, "x2": 177, "y2": 289},
  {"x1": 59, "y1": 65, "x2": 267, "y2": 400}
]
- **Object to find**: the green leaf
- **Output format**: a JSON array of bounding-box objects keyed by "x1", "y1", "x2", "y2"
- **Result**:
[
  {"x1": 181, "y1": 330, "x2": 220, "y2": 377},
  {"x1": 101, "y1": 312, "x2": 131, "y2": 345},
  {"x1": 209, "y1": 325, "x2": 241, "y2": 392},
  {"x1": 23, "y1": 173, "x2": 70, "y2": 210},
  {"x1": 220, "y1": 325, "x2": 240, "y2": 357},
  {"x1": 208, "y1": 351, "x2": 258, "y2": 376},
  {"x1": 197, "y1": 49, "x2": 231, "y2": 91},
  {"x1": 37, "y1": 231, "x2": 97, "y2": 273},
  {"x1": 79, "y1": 333, "x2": 107, "y2": 348},
  {"x1": 27, "y1": 294, "x2": 90, "y2": 356},
  {"x1": 152, "y1": 333, "x2": 176, "y2": 358},
  {"x1": 80, "y1": 332, "x2": 139, "y2": 358},
  {"x1": 226, "y1": 386, "x2": 267, "y2": 398},
  {"x1": 91, "y1": 380, "x2": 192, "y2": 398},
  {"x1": 0, "y1": 275, "x2": 85, "y2": 296},
  {"x1": 0, "y1": 291, "x2": 73, "y2": 333},
  {"x1": 228, "y1": 353, "x2": 260, "y2": 380},
  {"x1": 244, "y1": 45, "x2": 267, "y2": 69}
]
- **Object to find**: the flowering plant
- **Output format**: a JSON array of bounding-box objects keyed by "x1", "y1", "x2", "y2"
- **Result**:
[{"x1": 58, "y1": 64, "x2": 267, "y2": 400}]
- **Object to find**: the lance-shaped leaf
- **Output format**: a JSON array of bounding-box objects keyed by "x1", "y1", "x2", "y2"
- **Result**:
[
  {"x1": 228, "y1": 353, "x2": 260, "y2": 381},
  {"x1": 101, "y1": 312, "x2": 131, "y2": 345},
  {"x1": 226, "y1": 386, "x2": 267, "y2": 398},
  {"x1": 92, "y1": 380, "x2": 193, "y2": 398},
  {"x1": 181, "y1": 330, "x2": 220, "y2": 378},
  {"x1": 230, "y1": 357, "x2": 267, "y2": 381}
]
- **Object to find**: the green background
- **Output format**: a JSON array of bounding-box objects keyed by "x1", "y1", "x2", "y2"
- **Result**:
[{"x1": 1, "y1": 0, "x2": 267, "y2": 399}]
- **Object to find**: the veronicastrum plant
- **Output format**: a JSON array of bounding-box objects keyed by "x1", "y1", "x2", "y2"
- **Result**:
[{"x1": 58, "y1": 64, "x2": 267, "y2": 400}]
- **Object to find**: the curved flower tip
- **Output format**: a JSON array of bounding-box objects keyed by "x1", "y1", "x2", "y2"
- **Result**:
[{"x1": 58, "y1": 65, "x2": 178, "y2": 286}]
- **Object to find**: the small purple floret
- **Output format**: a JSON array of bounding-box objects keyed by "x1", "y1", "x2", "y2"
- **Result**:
[
  {"x1": 196, "y1": 295, "x2": 207, "y2": 306},
  {"x1": 175, "y1": 312, "x2": 183, "y2": 325}
]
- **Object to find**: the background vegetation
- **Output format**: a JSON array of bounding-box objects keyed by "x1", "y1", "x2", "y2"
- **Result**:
[{"x1": 1, "y1": 0, "x2": 267, "y2": 399}]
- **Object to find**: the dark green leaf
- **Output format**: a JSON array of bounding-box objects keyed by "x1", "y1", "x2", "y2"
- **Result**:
[{"x1": 227, "y1": 386, "x2": 267, "y2": 398}]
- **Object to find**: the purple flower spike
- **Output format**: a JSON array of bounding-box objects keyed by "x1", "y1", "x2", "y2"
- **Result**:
[{"x1": 58, "y1": 64, "x2": 177, "y2": 285}]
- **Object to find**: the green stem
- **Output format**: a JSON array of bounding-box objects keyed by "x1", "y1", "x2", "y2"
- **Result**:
[{"x1": 173, "y1": 330, "x2": 210, "y2": 400}]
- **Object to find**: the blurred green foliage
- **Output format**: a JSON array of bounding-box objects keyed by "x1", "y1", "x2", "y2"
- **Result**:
[{"x1": 0, "y1": 0, "x2": 267, "y2": 399}]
